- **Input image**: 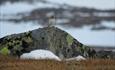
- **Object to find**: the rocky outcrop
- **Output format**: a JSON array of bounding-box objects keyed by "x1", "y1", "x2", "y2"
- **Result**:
[{"x1": 0, "y1": 26, "x2": 96, "y2": 59}]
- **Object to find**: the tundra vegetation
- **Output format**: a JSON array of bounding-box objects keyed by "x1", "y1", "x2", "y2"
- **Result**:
[{"x1": 0, "y1": 55, "x2": 115, "y2": 70}]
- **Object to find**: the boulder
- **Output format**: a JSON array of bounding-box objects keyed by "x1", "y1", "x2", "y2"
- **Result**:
[{"x1": 0, "y1": 26, "x2": 94, "y2": 59}]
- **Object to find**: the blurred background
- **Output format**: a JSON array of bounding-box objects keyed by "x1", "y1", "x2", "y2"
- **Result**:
[{"x1": 0, "y1": 0, "x2": 115, "y2": 48}]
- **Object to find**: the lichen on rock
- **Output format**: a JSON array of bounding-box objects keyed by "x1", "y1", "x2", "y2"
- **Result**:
[
  {"x1": 0, "y1": 47, "x2": 10, "y2": 55},
  {"x1": 0, "y1": 26, "x2": 95, "y2": 59},
  {"x1": 66, "y1": 34, "x2": 73, "y2": 46}
]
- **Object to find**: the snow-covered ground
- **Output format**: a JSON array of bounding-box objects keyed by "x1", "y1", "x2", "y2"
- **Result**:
[
  {"x1": 20, "y1": 49, "x2": 61, "y2": 61},
  {"x1": 93, "y1": 12, "x2": 115, "y2": 17},
  {"x1": 20, "y1": 49, "x2": 86, "y2": 61},
  {"x1": 66, "y1": 55, "x2": 86, "y2": 61},
  {"x1": 101, "y1": 21, "x2": 115, "y2": 29}
]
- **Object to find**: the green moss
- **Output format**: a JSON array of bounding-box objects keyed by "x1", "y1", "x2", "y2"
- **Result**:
[
  {"x1": 66, "y1": 34, "x2": 73, "y2": 46},
  {"x1": 0, "y1": 47, "x2": 10, "y2": 55}
]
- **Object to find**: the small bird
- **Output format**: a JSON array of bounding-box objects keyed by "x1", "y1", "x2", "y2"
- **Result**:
[{"x1": 48, "y1": 15, "x2": 56, "y2": 27}]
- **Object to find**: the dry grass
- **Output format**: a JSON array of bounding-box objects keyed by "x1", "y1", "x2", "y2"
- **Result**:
[{"x1": 0, "y1": 55, "x2": 115, "y2": 70}]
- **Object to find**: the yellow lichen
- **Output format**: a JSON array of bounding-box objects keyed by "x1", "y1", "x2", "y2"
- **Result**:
[
  {"x1": 0, "y1": 47, "x2": 10, "y2": 55},
  {"x1": 66, "y1": 34, "x2": 73, "y2": 46}
]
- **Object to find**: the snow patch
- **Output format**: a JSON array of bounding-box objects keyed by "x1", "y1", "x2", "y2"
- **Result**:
[
  {"x1": 20, "y1": 49, "x2": 61, "y2": 61},
  {"x1": 66, "y1": 55, "x2": 86, "y2": 61},
  {"x1": 56, "y1": 19, "x2": 70, "y2": 24},
  {"x1": 101, "y1": 21, "x2": 115, "y2": 28},
  {"x1": 93, "y1": 12, "x2": 115, "y2": 17}
]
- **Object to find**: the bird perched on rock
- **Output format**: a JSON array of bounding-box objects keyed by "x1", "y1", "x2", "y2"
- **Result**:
[{"x1": 48, "y1": 15, "x2": 56, "y2": 27}]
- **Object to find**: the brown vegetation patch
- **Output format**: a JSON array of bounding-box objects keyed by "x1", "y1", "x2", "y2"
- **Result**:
[{"x1": 0, "y1": 55, "x2": 115, "y2": 70}]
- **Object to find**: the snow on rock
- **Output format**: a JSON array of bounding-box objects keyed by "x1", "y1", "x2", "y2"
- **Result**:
[
  {"x1": 20, "y1": 49, "x2": 61, "y2": 61},
  {"x1": 66, "y1": 55, "x2": 86, "y2": 61}
]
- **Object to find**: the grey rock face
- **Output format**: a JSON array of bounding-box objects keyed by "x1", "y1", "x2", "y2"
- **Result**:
[{"x1": 0, "y1": 26, "x2": 95, "y2": 59}]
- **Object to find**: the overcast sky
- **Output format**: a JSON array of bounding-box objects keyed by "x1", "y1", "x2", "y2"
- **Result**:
[{"x1": 48, "y1": 0, "x2": 115, "y2": 9}]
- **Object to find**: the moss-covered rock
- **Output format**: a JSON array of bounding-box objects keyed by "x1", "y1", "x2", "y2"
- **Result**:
[
  {"x1": 66, "y1": 34, "x2": 73, "y2": 46},
  {"x1": 0, "y1": 47, "x2": 10, "y2": 55},
  {"x1": 0, "y1": 26, "x2": 95, "y2": 59}
]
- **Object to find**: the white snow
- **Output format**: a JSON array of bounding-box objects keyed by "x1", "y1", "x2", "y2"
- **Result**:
[
  {"x1": 56, "y1": 19, "x2": 70, "y2": 24},
  {"x1": 101, "y1": 21, "x2": 115, "y2": 28},
  {"x1": 20, "y1": 49, "x2": 61, "y2": 61},
  {"x1": 93, "y1": 12, "x2": 115, "y2": 17},
  {"x1": 66, "y1": 55, "x2": 86, "y2": 61}
]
